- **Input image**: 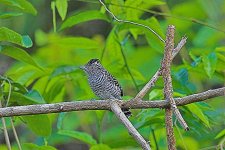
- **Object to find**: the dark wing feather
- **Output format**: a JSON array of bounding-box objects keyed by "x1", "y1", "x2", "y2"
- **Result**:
[
  {"x1": 112, "y1": 76, "x2": 123, "y2": 96},
  {"x1": 107, "y1": 73, "x2": 123, "y2": 97}
]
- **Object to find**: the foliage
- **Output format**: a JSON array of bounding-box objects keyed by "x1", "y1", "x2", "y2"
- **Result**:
[{"x1": 0, "y1": 0, "x2": 225, "y2": 149}]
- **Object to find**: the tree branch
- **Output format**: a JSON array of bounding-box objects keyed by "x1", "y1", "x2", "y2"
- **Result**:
[
  {"x1": 110, "y1": 101, "x2": 151, "y2": 150},
  {"x1": 134, "y1": 37, "x2": 187, "y2": 100},
  {"x1": 162, "y1": 25, "x2": 177, "y2": 150},
  {"x1": 165, "y1": 108, "x2": 176, "y2": 150},
  {"x1": 163, "y1": 25, "x2": 189, "y2": 131},
  {"x1": 98, "y1": 0, "x2": 165, "y2": 43},
  {"x1": 0, "y1": 87, "x2": 224, "y2": 117}
]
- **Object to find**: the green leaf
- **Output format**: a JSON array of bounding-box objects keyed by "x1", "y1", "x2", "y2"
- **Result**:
[
  {"x1": 174, "y1": 68, "x2": 189, "y2": 85},
  {"x1": 0, "y1": 45, "x2": 43, "y2": 71},
  {"x1": 56, "y1": 0, "x2": 68, "y2": 20},
  {"x1": 125, "y1": 0, "x2": 165, "y2": 20},
  {"x1": 0, "y1": 12, "x2": 23, "y2": 19},
  {"x1": 9, "y1": 90, "x2": 45, "y2": 105},
  {"x1": 44, "y1": 79, "x2": 65, "y2": 103},
  {"x1": 186, "y1": 103, "x2": 210, "y2": 127},
  {"x1": 50, "y1": 37, "x2": 101, "y2": 50},
  {"x1": 58, "y1": 130, "x2": 97, "y2": 145},
  {"x1": 50, "y1": 65, "x2": 79, "y2": 79},
  {"x1": 60, "y1": 10, "x2": 109, "y2": 30},
  {"x1": 51, "y1": 1, "x2": 57, "y2": 33},
  {"x1": 130, "y1": 68, "x2": 146, "y2": 82},
  {"x1": 0, "y1": 0, "x2": 37, "y2": 15},
  {"x1": 202, "y1": 52, "x2": 217, "y2": 78},
  {"x1": 11, "y1": 82, "x2": 28, "y2": 93},
  {"x1": 22, "y1": 114, "x2": 52, "y2": 137},
  {"x1": 57, "y1": 112, "x2": 66, "y2": 130},
  {"x1": 102, "y1": 26, "x2": 123, "y2": 65},
  {"x1": 215, "y1": 129, "x2": 225, "y2": 139},
  {"x1": 0, "y1": 117, "x2": 11, "y2": 128},
  {"x1": 109, "y1": 0, "x2": 125, "y2": 17},
  {"x1": 0, "y1": 27, "x2": 33, "y2": 48},
  {"x1": 90, "y1": 144, "x2": 112, "y2": 150},
  {"x1": 23, "y1": 143, "x2": 57, "y2": 150},
  {"x1": 149, "y1": 89, "x2": 163, "y2": 100},
  {"x1": 25, "y1": 90, "x2": 45, "y2": 103}
]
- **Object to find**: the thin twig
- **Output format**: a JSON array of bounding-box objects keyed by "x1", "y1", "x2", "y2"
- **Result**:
[
  {"x1": 1, "y1": 76, "x2": 12, "y2": 107},
  {"x1": 116, "y1": 33, "x2": 139, "y2": 92},
  {"x1": 110, "y1": 101, "x2": 151, "y2": 150},
  {"x1": 219, "y1": 137, "x2": 225, "y2": 150},
  {"x1": 78, "y1": 0, "x2": 225, "y2": 33},
  {"x1": 10, "y1": 118, "x2": 22, "y2": 150},
  {"x1": 98, "y1": 0, "x2": 165, "y2": 43},
  {"x1": 2, "y1": 76, "x2": 22, "y2": 150},
  {"x1": 134, "y1": 36, "x2": 187, "y2": 100},
  {"x1": 0, "y1": 87, "x2": 224, "y2": 117},
  {"x1": 0, "y1": 100, "x2": 12, "y2": 150}
]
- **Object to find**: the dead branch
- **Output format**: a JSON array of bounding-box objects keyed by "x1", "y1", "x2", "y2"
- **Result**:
[
  {"x1": 0, "y1": 87, "x2": 224, "y2": 117},
  {"x1": 110, "y1": 101, "x2": 151, "y2": 150},
  {"x1": 134, "y1": 37, "x2": 187, "y2": 101}
]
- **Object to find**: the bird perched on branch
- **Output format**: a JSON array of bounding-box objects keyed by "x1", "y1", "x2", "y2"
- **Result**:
[{"x1": 80, "y1": 59, "x2": 131, "y2": 118}]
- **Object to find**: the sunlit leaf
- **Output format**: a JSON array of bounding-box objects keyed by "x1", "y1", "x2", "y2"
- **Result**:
[
  {"x1": 149, "y1": 89, "x2": 163, "y2": 100},
  {"x1": 186, "y1": 103, "x2": 210, "y2": 127},
  {"x1": 103, "y1": 26, "x2": 123, "y2": 65},
  {"x1": 0, "y1": 45, "x2": 43, "y2": 70},
  {"x1": 202, "y1": 52, "x2": 217, "y2": 78},
  {"x1": 0, "y1": 27, "x2": 32, "y2": 48},
  {"x1": 50, "y1": 65, "x2": 79, "y2": 79},
  {"x1": 58, "y1": 130, "x2": 97, "y2": 145},
  {"x1": 57, "y1": 112, "x2": 66, "y2": 130},
  {"x1": 44, "y1": 79, "x2": 65, "y2": 103},
  {"x1": 215, "y1": 129, "x2": 225, "y2": 139},
  {"x1": 52, "y1": 37, "x2": 101, "y2": 50},
  {"x1": 0, "y1": 12, "x2": 23, "y2": 19},
  {"x1": 11, "y1": 82, "x2": 28, "y2": 93},
  {"x1": 0, "y1": 0, "x2": 37, "y2": 15},
  {"x1": 9, "y1": 90, "x2": 45, "y2": 105},
  {"x1": 90, "y1": 144, "x2": 112, "y2": 150},
  {"x1": 25, "y1": 90, "x2": 45, "y2": 103},
  {"x1": 109, "y1": 0, "x2": 125, "y2": 17},
  {"x1": 22, "y1": 114, "x2": 52, "y2": 137},
  {"x1": 56, "y1": 0, "x2": 68, "y2": 20},
  {"x1": 60, "y1": 10, "x2": 110, "y2": 30},
  {"x1": 173, "y1": 68, "x2": 188, "y2": 85}
]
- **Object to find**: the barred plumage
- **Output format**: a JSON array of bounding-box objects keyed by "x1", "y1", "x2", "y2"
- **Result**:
[{"x1": 80, "y1": 59, "x2": 131, "y2": 117}]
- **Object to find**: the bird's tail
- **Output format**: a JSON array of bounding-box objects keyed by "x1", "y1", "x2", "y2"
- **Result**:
[{"x1": 121, "y1": 108, "x2": 132, "y2": 118}]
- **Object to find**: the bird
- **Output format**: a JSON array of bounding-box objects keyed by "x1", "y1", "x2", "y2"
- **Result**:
[{"x1": 80, "y1": 58, "x2": 131, "y2": 118}]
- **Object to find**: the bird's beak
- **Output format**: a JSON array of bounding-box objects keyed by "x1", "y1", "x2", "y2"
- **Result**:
[{"x1": 79, "y1": 66, "x2": 86, "y2": 71}]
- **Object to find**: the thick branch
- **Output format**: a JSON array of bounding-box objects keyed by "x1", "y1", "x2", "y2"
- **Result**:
[
  {"x1": 162, "y1": 25, "x2": 177, "y2": 150},
  {"x1": 0, "y1": 87, "x2": 224, "y2": 117},
  {"x1": 162, "y1": 25, "x2": 189, "y2": 131},
  {"x1": 134, "y1": 37, "x2": 187, "y2": 100},
  {"x1": 165, "y1": 108, "x2": 176, "y2": 150},
  {"x1": 110, "y1": 101, "x2": 151, "y2": 150}
]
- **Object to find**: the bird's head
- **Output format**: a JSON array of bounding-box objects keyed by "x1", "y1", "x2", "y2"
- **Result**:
[{"x1": 80, "y1": 59, "x2": 102, "y2": 74}]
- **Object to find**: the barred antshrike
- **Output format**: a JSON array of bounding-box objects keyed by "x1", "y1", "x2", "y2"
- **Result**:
[{"x1": 80, "y1": 59, "x2": 131, "y2": 117}]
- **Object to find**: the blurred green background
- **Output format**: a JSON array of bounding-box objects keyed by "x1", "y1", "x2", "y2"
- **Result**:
[{"x1": 0, "y1": 0, "x2": 225, "y2": 149}]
